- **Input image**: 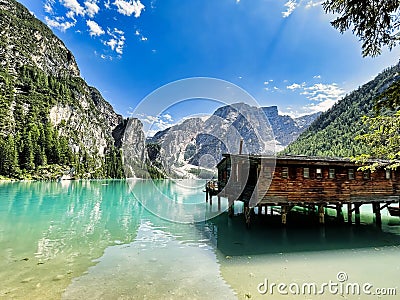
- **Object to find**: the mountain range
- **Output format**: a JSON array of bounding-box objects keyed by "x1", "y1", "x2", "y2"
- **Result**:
[
  {"x1": 0, "y1": 0, "x2": 398, "y2": 180},
  {"x1": 147, "y1": 104, "x2": 320, "y2": 178}
]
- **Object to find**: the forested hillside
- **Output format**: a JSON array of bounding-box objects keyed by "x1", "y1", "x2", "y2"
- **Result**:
[
  {"x1": 282, "y1": 62, "x2": 400, "y2": 157},
  {"x1": 0, "y1": 0, "x2": 147, "y2": 179}
]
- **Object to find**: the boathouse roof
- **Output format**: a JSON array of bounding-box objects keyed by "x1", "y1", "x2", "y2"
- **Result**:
[{"x1": 217, "y1": 154, "x2": 393, "y2": 167}]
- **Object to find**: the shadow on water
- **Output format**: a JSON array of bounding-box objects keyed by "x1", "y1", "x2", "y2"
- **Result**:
[{"x1": 204, "y1": 212, "x2": 400, "y2": 256}]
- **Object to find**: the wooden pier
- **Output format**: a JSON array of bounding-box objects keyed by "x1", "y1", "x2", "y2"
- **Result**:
[{"x1": 208, "y1": 155, "x2": 400, "y2": 228}]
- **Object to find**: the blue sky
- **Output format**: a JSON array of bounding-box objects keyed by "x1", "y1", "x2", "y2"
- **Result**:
[{"x1": 18, "y1": 0, "x2": 399, "y2": 134}]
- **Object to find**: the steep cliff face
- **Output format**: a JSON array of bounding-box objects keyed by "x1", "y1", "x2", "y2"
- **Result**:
[
  {"x1": 121, "y1": 118, "x2": 149, "y2": 178},
  {"x1": 262, "y1": 106, "x2": 321, "y2": 149},
  {"x1": 148, "y1": 118, "x2": 205, "y2": 176},
  {"x1": 0, "y1": 0, "x2": 79, "y2": 78},
  {"x1": 0, "y1": 0, "x2": 146, "y2": 179}
]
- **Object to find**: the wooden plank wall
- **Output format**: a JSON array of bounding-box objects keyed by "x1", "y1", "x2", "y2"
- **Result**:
[{"x1": 257, "y1": 165, "x2": 399, "y2": 204}]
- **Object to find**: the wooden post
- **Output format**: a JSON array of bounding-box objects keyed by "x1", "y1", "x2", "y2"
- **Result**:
[
  {"x1": 257, "y1": 205, "x2": 262, "y2": 216},
  {"x1": 206, "y1": 188, "x2": 208, "y2": 203},
  {"x1": 217, "y1": 195, "x2": 221, "y2": 211},
  {"x1": 244, "y1": 203, "x2": 251, "y2": 229},
  {"x1": 309, "y1": 204, "x2": 316, "y2": 215},
  {"x1": 336, "y1": 204, "x2": 344, "y2": 223},
  {"x1": 355, "y1": 204, "x2": 361, "y2": 225},
  {"x1": 281, "y1": 205, "x2": 288, "y2": 225},
  {"x1": 228, "y1": 200, "x2": 234, "y2": 218},
  {"x1": 209, "y1": 193, "x2": 212, "y2": 206},
  {"x1": 347, "y1": 203, "x2": 352, "y2": 225},
  {"x1": 318, "y1": 204, "x2": 325, "y2": 225},
  {"x1": 374, "y1": 203, "x2": 382, "y2": 227}
]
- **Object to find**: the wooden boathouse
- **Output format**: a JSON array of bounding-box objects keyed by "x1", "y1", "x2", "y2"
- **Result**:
[{"x1": 209, "y1": 154, "x2": 400, "y2": 228}]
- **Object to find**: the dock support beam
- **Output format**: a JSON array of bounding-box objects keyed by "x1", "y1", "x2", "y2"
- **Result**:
[
  {"x1": 244, "y1": 203, "x2": 252, "y2": 229},
  {"x1": 355, "y1": 204, "x2": 361, "y2": 225},
  {"x1": 373, "y1": 203, "x2": 382, "y2": 227},
  {"x1": 217, "y1": 195, "x2": 221, "y2": 211},
  {"x1": 336, "y1": 204, "x2": 344, "y2": 223},
  {"x1": 209, "y1": 193, "x2": 212, "y2": 206},
  {"x1": 281, "y1": 205, "x2": 288, "y2": 225},
  {"x1": 228, "y1": 201, "x2": 234, "y2": 218},
  {"x1": 347, "y1": 203, "x2": 352, "y2": 225},
  {"x1": 206, "y1": 190, "x2": 208, "y2": 203},
  {"x1": 318, "y1": 204, "x2": 325, "y2": 225}
]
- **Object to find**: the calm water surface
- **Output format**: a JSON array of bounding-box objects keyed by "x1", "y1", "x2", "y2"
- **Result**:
[{"x1": 0, "y1": 180, "x2": 399, "y2": 299}]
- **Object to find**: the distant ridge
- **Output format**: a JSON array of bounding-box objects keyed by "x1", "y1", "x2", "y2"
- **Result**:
[{"x1": 282, "y1": 61, "x2": 400, "y2": 157}]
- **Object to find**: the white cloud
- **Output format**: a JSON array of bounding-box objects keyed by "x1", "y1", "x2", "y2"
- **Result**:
[
  {"x1": 85, "y1": 0, "x2": 100, "y2": 18},
  {"x1": 313, "y1": 75, "x2": 322, "y2": 79},
  {"x1": 304, "y1": 99, "x2": 338, "y2": 114},
  {"x1": 44, "y1": 3, "x2": 53, "y2": 13},
  {"x1": 87, "y1": 19, "x2": 105, "y2": 36},
  {"x1": 282, "y1": 0, "x2": 298, "y2": 18},
  {"x1": 114, "y1": 28, "x2": 124, "y2": 35},
  {"x1": 163, "y1": 114, "x2": 173, "y2": 122},
  {"x1": 140, "y1": 114, "x2": 175, "y2": 136},
  {"x1": 65, "y1": 10, "x2": 76, "y2": 20},
  {"x1": 45, "y1": 16, "x2": 76, "y2": 31},
  {"x1": 305, "y1": 0, "x2": 324, "y2": 9},
  {"x1": 113, "y1": 0, "x2": 145, "y2": 17},
  {"x1": 282, "y1": 81, "x2": 346, "y2": 115},
  {"x1": 104, "y1": 0, "x2": 111, "y2": 9},
  {"x1": 105, "y1": 27, "x2": 126, "y2": 54},
  {"x1": 135, "y1": 29, "x2": 148, "y2": 41},
  {"x1": 301, "y1": 83, "x2": 345, "y2": 102},
  {"x1": 61, "y1": 0, "x2": 85, "y2": 17},
  {"x1": 287, "y1": 83, "x2": 304, "y2": 90},
  {"x1": 106, "y1": 38, "x2": 118, "y2": 50}
]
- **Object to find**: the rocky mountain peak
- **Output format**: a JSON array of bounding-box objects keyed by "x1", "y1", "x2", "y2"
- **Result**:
[{"x1": 0, "y1": 0, "x2": 80, "y2": 78}]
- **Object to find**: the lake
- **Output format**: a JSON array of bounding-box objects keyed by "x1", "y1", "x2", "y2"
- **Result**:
[{"x1": 0, "y1": 180, "x2": 399, "y2": 299}]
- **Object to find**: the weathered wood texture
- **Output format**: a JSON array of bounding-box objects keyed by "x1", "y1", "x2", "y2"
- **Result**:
[{"x1": 217, "y1": 155, "x2": 400, "y2": 205}]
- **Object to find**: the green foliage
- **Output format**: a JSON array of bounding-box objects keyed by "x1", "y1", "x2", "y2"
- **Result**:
[
  {"x1": 0, "y1": 1, "x2": 127, "y2": 180},
  {"x1": 323, "y1": 0, "x2": 400, "y2": 57},
  {"x1": 105, "y1": 147, "x2": 125, "y2": 179},
  {"x1": 0, "y1": 135, "x2": 19, "y2": 177},
  {"x1": 0, "y1": 63, "x2": 124, "y2": 179},
  {"x1": 282, "y1": 63, "x2": 400, "y2": 158},
  {"x1": 375, "y1": 80, "x2": 400, "y2": 112},
  {"x1": 352, "y1": 97, "x2": 400, "y2": 171}
]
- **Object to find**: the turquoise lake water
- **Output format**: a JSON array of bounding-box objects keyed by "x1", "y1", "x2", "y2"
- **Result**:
[{"x1": 1, "y1": 180, "x2": 400, "y2": 299}]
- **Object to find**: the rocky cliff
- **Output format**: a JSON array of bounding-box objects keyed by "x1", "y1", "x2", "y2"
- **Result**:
[
  {"x1": 148, "y1": 103, "x2": 319, "y2": 178},
  {"x1": 262, "y1": 106, "x2": 321, "y2": 149},
  {"x1": 0, "y1": 0, "x2": 147, "y2": 179}
]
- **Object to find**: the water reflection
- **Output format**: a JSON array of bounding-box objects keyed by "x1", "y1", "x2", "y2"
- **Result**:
[
  {"x1": 206, "y1": 212, "x2": 400, "y2": 256},
  {"x1": 128, "y1": 179, "x2": 229, "y2": 223},
  {"x1": 0, "y1": 180, "x2": 142, "y2": 299},
  {"x1": 1, "y1": 180, "x2": 400, "y2": 300}
]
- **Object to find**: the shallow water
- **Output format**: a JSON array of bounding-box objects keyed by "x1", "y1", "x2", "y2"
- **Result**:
[{"x1": 0, "y1": 180, "x2": 399, "y2": 299}]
